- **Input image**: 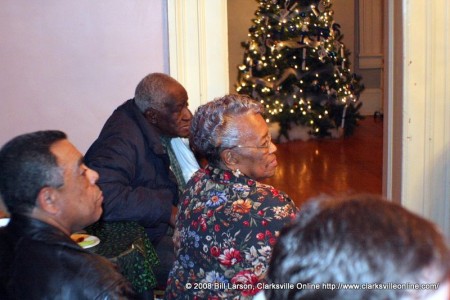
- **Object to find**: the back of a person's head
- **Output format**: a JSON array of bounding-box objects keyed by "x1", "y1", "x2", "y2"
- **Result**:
[
  {"x1": 134, "y1": 72, "x2": 181, "y2": 113},
  {"x1": 0, "y1": 130, "x2": 66, "y2": 215},
  {"x1": 266, "y1": 194, "x2": 450, "y2": 300}
]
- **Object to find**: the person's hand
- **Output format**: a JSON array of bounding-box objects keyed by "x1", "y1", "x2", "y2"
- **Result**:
[
  {"x1": 172, "y1": 227, "x2": 181, "y2": 252},
  {"x1": 0, "y1": 210, "x2": 8, "y2": 219},
  {"x1": 169, "y1": 205, "x2": 178, "y2": 228}
]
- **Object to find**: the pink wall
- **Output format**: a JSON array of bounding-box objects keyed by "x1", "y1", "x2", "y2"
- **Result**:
[{"x1": 0, "y1": 0, "x2": 168, "y2": 153}]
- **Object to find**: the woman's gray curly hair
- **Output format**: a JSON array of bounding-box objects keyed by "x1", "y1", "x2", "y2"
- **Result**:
[{"x1": 190, "y1": 94, "x2": 264, "y2": 166}]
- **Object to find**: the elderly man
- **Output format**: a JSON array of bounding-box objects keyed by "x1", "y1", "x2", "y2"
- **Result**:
[
  {"x1": 85, "y1": 73, "x2": 196, "y2": 288},
  {"x1": 0, "y1": 130, "x2": 137, "y2": 299}
]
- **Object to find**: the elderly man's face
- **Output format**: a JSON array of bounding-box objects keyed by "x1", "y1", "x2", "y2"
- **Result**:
[
  {"x1": 50, "y1": 139, "x2": 103, "y2": 233},
  {"x1": 155, "y1": 83, "x2": 192, "y2": 138}
]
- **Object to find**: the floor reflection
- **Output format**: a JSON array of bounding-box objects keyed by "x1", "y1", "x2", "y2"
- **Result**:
[{"x1": 262, "y1": 118, "x2": 383, "y2": 208}]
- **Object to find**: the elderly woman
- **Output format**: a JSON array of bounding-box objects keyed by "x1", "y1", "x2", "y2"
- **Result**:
[{"x1": 165, "y1": 94, "x2": 297, "y2": 299}]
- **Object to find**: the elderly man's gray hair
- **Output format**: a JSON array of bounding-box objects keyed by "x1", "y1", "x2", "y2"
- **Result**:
[{"x1": 134, "y1": 73, "x2": 180, "y2": 113}]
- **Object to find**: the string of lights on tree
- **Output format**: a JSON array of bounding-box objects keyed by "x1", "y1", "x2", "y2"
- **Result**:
[{"x1": 236, "y1": 0, "x2": 364, "y2": 139}]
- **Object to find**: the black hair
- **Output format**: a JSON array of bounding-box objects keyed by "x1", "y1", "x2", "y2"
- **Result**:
[
  {"x1": 266, "y1": 194, "x2": 450, "y2": 300},
  {"x1": 0, "y1": 130, "x2": 66, "y2": 214}
]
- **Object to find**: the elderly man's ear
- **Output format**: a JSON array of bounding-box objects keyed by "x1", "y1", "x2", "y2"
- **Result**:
[
  {"x1": 144, "y1": 108, "x2": 159, "y2": 124},
  {"x1": 36, "y1": 187, "x2": 60, "y2": 215}
]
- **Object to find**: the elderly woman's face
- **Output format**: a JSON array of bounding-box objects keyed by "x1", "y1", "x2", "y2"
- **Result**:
[{"x1": 230, "y1": 113, "x2": 278, "y2": 180}]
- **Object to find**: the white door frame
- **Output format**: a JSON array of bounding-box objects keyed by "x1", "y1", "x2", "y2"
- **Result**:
[{"x1": 167, "y1": 0, "x2": 229, "y2": 112}]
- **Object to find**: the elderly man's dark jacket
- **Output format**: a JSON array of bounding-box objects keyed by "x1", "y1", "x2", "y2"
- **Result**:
[
  {"x1": 0, "y1": 214, "x2": 137, "y2": 299},
  {"x1": 85, "y1": 99, "x2": 179, "y2": 243}
]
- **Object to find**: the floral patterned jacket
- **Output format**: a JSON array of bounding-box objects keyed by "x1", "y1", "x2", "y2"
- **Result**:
[{"x1": 165, "y1": 165, "x2": 297, "y2": 299}]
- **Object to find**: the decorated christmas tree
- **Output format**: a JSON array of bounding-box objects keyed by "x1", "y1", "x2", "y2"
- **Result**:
[{"x1": 235, "y1": 0, "x2": 364, "y2": 140}]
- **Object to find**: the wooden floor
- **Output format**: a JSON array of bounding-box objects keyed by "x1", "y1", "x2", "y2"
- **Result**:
[{"x1": 261, "y1": 118, "x2": 383, "y2": 208}]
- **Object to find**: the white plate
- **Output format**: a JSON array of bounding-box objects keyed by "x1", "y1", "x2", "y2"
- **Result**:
[
  {"x1": 70, "y1": 233, "x2": 100, "y2": 249},
  {"x1": 0, "y1": 218, "x2": 10, "y2": 227}
]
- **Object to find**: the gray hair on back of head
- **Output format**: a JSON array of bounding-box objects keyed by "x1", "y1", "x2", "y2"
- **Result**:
[
  {"x1": 190, "y1": 94, "x2": 263, "y2": 165},
  {"x1": 134, "y1": 72, "x2": 179, "y2": 113}
]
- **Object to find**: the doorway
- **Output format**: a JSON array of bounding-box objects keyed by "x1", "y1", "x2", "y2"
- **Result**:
[{"x1": 226, "y1": 0, "x2": 384, "y2": 206}]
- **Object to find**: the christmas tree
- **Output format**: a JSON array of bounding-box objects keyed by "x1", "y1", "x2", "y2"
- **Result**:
[{"x1": 235, "y1": 0, "x2": 364, "y2": 139}]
